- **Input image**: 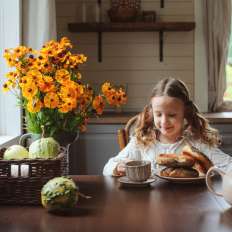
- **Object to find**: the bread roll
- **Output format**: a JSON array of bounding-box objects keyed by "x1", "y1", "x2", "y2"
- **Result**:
[
  {"x1": 160, "y1": 167, "x2": 199, "y2": 178},
  {"x1": 192, "y1": 161, "x2": 207, "y2": 176},
  {"x1": 156, "y1": 153, "x2": 195, "y2": 168},
  {"x1": 181, "y1": 145, "x2": 213, "y2": 173}
]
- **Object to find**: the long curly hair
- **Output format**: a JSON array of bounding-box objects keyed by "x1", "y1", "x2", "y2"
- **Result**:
[{"x1": 135, "y1": 78, "x2": 220, "y2": 147}]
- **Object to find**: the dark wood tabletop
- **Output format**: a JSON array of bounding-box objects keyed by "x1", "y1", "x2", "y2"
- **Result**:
[{"x1": 0, "y1": 175, "x2": 231, "y2": 232}]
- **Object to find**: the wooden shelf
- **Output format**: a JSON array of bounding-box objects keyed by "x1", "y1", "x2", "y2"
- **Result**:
[
  {"x1": 68, "y1": 22, "x2": 195, "y2": 33},
  {"x1": 68, "y1": 22, "x2": 195, "y2": 62}
]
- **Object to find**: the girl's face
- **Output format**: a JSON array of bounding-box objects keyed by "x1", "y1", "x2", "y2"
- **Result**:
[{"x1": 151, "y1": 96, "x2": 185, "y2": 143}]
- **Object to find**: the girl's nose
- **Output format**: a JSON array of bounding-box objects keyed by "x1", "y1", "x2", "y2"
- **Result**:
[{"x1": 161, "y1": 115, "x2": 169, "y2": 125}]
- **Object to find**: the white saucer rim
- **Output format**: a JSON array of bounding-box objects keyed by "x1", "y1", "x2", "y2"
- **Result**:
[{"x1": 118, "y1": 176, "x2": 157, "y2": 185}]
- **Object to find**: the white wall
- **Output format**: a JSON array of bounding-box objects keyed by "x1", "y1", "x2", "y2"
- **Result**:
[
  {"x1": 56, "y1": 0, "x2": 196, "y2": 112},
  {"x1": 0, "y1": 0, "x2": 21, "y2": 136}
]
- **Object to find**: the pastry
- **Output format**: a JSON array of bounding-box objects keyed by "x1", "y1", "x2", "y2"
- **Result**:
[
  {"x1": 181, "y1": 145, "x2": 213, "y2": 173},
  {"x1": 160, "y1": 167, "x2": 199, "y2": 178},
  {"x1": 156, "y1": 153, "x2": 195, "y2": 168}
]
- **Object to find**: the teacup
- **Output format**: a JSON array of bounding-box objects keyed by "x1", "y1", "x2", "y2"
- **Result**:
[
  {"x1": 206, "y1": 166, "x2": 232, "y2": 205},
  {"x1": 125, "y1": 160, "x2": 151, "y2": 182}
]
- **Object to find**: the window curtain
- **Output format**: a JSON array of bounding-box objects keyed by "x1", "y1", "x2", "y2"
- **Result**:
[
  {"x1": 22, "y1": 0, "x2": 57, "y2": 49},
  {"x1": 204, "y1": 0, "x2": 231, "y2": 112}
]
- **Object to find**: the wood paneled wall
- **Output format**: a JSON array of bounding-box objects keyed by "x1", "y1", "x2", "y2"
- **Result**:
[{"x1": 56, "y1": 0, "x2": 194, "y2": 111}]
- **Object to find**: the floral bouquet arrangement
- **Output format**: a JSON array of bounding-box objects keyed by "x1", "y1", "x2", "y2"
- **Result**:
[{"x1": 2, "y1": 37, "x2": 127, "y2": 137}]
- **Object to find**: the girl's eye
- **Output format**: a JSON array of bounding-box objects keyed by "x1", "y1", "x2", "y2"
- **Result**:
[
  {"x1": 155, "y1": 112, "x2": 161, "y2": 117},
  {"x1": 168, "y1": 114, "x2": 176, "y2": 117}
]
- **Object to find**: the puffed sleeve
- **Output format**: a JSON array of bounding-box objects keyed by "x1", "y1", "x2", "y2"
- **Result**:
[
  {"x1": 103, "y1": 136, "x2": 140, "y2": 176},
  {"x1": 193, "y1": 142, "x2": 232, "y2": 171}
]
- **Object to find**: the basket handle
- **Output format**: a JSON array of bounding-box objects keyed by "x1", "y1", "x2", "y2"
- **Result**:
[{"x1": 19, "y1": 133, "x2": 33, "y2": 147}]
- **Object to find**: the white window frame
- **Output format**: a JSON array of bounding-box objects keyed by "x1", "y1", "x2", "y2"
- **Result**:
[{"x1": 0, "y1": 0, "x2": 22, "y2": 144}]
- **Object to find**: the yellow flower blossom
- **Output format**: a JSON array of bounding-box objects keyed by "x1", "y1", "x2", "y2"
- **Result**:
[
  {"x1": 1, "y1": 37, "x2": 127, "y2": 137},
  {"x1": 59, "y1": 85, "x2": 77, "y2": 100},
  {"x1": 19, "y1": 76, "x2": 30, "y2": 88},
  {"x1": 58, "y1": 99, "x2": 76, "y2": 113},
  {"x1": 44, "y1": 92, "x2": 59, "y2": 109},
  {"x1": 60, "y1": 37, "x2": 72, "y2": 49},
  {"x1": 38, "y1": 75, "x2": 56, "y2": 93},
  {"x1": 2, "y1": 81, "x2": 10, "y2": 92},
  {"x1": 92, "y1": 95, "x2": 105, "y2": 115},
  {"x1": 27, "y1": 98, "x2": 43, "y2": 113},
  {"x1": 55, "y1": 69, "x2": 71, "y2": 84},
  {"x1": 22, "y1": 83, "x2": 38, "y2": 100}
]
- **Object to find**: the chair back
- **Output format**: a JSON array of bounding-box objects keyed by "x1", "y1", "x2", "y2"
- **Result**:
[{"x1": 117, "y1": 115, "x2": 138, "y2": 150}]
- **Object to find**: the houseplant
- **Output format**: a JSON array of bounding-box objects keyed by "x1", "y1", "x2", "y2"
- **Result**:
[{"x1": 2, "y1": 37, "x2": 127, "y2": 141}]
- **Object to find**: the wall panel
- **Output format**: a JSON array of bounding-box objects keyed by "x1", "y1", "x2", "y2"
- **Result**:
[{"x1": 56, "y1": 0, "x2": 194, "y2": 111}]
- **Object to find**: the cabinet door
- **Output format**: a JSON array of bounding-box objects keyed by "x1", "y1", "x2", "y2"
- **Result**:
[{"x1": 69, "y1": 124, "x2": 123, "y2": 174}]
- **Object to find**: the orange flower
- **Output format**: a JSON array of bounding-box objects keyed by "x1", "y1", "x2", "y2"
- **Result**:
[
  {"x1": 55, "y1": 69, "x2": 70, "y2": 84},
  {"x1": 44, "y1": 92, "x2": 59, "y2": 109},
  {"x1": 22, "y1": 83, "x2": 38, "y2": 100},
  {"x1": 92, "y1": 95, "x2": 105, "y2": 115},
  {"x1": 2, "y1": 37, "x2": 127, "y2": 137},
  {"x1": 27, "y1": 98, "x2": 43, "y2": 113}
]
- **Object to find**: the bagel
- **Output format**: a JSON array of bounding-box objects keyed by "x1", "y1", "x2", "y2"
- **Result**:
[
  {"x1": 160, "y1": 167, "x2": 199, "y2": 178},
  {"x1": 156, "y1": 153, "x2": 195, "y2": 168},
  {"x1": 181, "y1": 145, "x2": 213, "y2": 173}
]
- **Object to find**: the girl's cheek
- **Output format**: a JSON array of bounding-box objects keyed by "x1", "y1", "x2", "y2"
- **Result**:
[{"x1": 153, "y1": 118, "x2": 160, "y2": 126}]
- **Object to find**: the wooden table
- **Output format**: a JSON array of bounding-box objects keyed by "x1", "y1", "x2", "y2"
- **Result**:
[{"x1": 0, "y1": 175, "x2": 231, "y2": 232}]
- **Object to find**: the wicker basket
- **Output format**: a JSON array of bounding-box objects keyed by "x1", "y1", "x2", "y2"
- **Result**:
[
  {"x1": 108, "y1": 7, "x2": 139, "y2": 22},
  {"x1": 109, "y1": 0, "x2": 141, "y2": 22},
  {"x1": 111, "y1": 0, "x2": 141, "y2": 10},
  {"x1": 0, "y1": 151, "x2": 67, "y2": 205}
]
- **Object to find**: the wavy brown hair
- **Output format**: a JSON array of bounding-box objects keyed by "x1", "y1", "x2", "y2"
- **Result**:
[{"x1": 135, "y1": 78, "x2": 220, "y2": 147}]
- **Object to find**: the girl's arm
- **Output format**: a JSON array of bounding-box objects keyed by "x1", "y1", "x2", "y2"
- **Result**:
[{"x1": 102, "y1": 137, "x2": 138, "y2": 176}]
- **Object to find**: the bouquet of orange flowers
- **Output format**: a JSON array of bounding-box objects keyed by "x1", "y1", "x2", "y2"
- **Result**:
[{"x1": 2, "y1": 37, "x2": 127, "y2": 137}]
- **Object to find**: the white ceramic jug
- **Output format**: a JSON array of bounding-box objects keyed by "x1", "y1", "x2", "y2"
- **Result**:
[{"x1": 206, "y1": 166, "x2": 232, "y2": 205}]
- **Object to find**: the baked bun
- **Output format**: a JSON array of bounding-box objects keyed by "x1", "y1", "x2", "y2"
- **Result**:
[
  {"x1": 181, "y1": 145, "x2": 213, "y2": 173},
  {"x1": 156, "y1": 153, "x2": 195, "y2": 168},
  {"x1": 192, "y1": 161, "x2": 206, "y2": 177},
  {"x1": 160, "y1": 167, "x2": 199, "y2": 178}
]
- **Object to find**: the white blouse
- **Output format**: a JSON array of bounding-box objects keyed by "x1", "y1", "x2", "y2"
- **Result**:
[{"x1": 103, "y1": 136, "x2": 232, "y2": 176}]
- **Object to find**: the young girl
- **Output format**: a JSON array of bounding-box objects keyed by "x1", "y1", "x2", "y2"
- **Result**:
[{"x1": 103, "y1": 78, "x2": 232, "y2": 176}]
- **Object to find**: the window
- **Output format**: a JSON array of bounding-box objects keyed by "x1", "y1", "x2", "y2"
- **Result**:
[
  {"x1": 0, "y1": 0, "x2": 21, "y2": 144},
  {"x1": 224, "y1": 23, "x2": 232, "y2": 101}
]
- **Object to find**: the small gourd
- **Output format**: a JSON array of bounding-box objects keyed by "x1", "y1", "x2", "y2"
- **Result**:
[{"x1": 41, "y1": 177, "x2": 79, "y2": 212}]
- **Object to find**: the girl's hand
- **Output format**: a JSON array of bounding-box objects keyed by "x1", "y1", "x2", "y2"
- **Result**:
[
  {"x1": 113, "y1": 159, "x2": 132, "y2": 177},
  {"x1": 116, "y1": 162, "x2": 127, "y2": 176}
]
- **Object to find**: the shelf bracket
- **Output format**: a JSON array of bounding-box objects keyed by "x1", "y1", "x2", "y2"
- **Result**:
[
  {"x1": 160, "y1": 0, "x2": 164, "y2": 8},
  {"x1": 159, "y1": 30, "x2": 164, "y2": 62},
  {"x1": 98, "y1": 31, "x2": 102, "y2": 62},
  {"x1": 97, "y1": 0, "x2": 102, "y2": 62}
]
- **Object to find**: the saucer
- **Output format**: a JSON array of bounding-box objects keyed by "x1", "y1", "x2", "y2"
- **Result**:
[{"x1": 118, "y1": 176, "x2": 157, "y2": 187}]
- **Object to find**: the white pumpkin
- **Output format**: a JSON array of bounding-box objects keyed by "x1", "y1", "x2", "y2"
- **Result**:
[
  {"x1": 4, "y1": 145, "x2": 29, "y2": 160},
  {"x1": 29, "y1": 137, "x2": 60, "y2": 159}
]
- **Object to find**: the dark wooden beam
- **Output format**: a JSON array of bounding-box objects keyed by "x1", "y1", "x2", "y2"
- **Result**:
[{"x1": 68, "y1": 22, "x2": 195, "y2": 33}]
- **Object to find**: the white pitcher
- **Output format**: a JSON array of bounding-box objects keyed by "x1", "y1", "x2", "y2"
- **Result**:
[{"x1": 206, "y1": 166, "x2": 232, "y2": 205}]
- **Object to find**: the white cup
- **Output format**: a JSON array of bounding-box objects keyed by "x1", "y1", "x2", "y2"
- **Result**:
[{"x1": 125, "y1": 160, "x2": 151, "y2": 182}]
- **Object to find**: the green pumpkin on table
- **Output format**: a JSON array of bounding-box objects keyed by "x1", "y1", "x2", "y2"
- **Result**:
[{"x1": 41, "y1": 176, "x2": 91, "y2": 213}]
